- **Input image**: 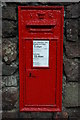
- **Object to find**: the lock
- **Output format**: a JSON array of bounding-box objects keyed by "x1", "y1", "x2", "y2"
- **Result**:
[
  {"x1": 29, "y1": 72, "x2": 32, "y2": 77},
  {"x1": 27, "y1": 70, "x2": 36, "y2": 78}
]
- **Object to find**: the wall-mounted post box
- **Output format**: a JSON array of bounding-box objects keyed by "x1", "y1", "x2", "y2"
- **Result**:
[{"x1": 18, "y1": 6, "x2": 64, "y2": 112}]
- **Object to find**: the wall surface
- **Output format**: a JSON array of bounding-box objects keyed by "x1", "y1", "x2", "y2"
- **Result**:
[{"x1": 1, "y1": 2, "x2": 80, "y2": 119}]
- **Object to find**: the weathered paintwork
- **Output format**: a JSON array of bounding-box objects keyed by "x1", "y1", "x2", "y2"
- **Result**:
[{"x1": 18, "y1": 6, "x2": 64, "y2": 112}]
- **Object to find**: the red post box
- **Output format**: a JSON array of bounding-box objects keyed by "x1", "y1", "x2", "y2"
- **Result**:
[{"x1": 18, "y1": 6, "x2": 64, "y2": 112}]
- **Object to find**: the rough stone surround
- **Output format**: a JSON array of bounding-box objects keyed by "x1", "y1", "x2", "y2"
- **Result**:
[{"x1": 1, "y1": 2, "x2": 80, "y2": 119}]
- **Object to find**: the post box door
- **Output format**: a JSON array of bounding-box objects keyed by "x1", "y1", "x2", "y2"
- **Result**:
[
  {"x1": 25, "y1": 39, "x2": 57, "y2": 106},
  {"x1": 18, "y1": 6, "x2": 64, "y2": 112}
]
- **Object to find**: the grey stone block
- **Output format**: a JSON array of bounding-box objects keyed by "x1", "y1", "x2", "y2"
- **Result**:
[
  {"x1": 65, "y1": 3, "x2": 79, "y2": 18},
  {"x1": 2, "y1": 39, "x2": 17, "y2": 64},
  {"x1": 65, "y1": 41, "x2": 80, "y2": 58},
  {"x1": 66, "y1": 19, "x2": 78, "y2": 41},
  {"x1": 79, "y1": 2, "x2": 80, "y2": 17},
  {"x1": 64, "y1": 83, "x2": 78, "y2": 107},
  {"x1": 64, "y1": 57, "x2": 78, "y2": 81},
  {"x1": 2, "y1": 87, "x2": 18, "y2": 110},
  {"x1": 0, "y1": 76, "x2": 2, "y2": 89},
  {"x1": 0, "y1": 63, "x2": 2, "y2": 76},
  {"x1": 64, "y1": 108, "x2": 80, "y2": 120},
  {"x1": 0, "y1": 90, "x2": 2, "y2": 111},
  {"x1": 2, "y1": 111, "x2": 18, "y2": 118},
  {"x1": 2, "y1": 72, "x2": 18, "y2": 87},
  {"x1": 19, "y1": 112, "x2": 53, "y2": 118},
  {"x1": 79, "y1": 18, "x2": 80, "y2": 36},
  {"x1": 2, "y1": 20, "x2": 17, "y2": 37},
  {"x1": 54, "y1": 112, "x2": 68, "y2": 119},
  {"x1": 2, "y1": 37, "x2": 18, "y2": 43},
  {"x1": 2, "y1": 62, "x2": 18, "y2": 76},
  {"x1": 2, "y1": 6, "x2": 17, "y2": 20}
]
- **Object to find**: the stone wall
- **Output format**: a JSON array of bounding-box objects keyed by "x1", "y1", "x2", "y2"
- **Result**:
[{"x1": 2, "y1": 2, "x2": 80, "y2": 119}]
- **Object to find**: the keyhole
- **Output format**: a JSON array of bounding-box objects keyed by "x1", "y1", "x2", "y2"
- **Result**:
[{"x1": 29, "y1": 72, "x2": 31, "y2": 77}]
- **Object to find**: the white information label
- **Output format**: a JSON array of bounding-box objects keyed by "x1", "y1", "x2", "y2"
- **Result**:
[{"x1": 33, "y1": 40, "x2": 49, "y2": 67}]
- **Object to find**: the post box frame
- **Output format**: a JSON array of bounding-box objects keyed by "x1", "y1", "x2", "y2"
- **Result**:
[{"x1": 18, "y1": 6, "x2": 64, "y2": 112}]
